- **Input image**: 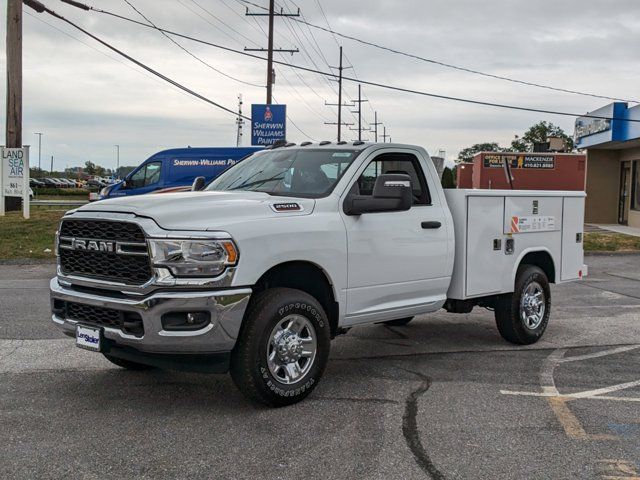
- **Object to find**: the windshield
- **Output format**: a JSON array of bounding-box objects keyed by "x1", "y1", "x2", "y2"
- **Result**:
[{"x1": 206, "y1": 149, "x2": 360, "y2": 198}]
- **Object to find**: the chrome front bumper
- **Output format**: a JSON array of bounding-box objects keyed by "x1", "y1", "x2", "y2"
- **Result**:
[{"x1": 50, "y1": 278, "x2": 251, "y2": 354}]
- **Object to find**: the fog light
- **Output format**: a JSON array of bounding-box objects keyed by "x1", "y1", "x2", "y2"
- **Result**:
[{"x1": 161, "y1": 311, "x2": 210, "y2": 331}]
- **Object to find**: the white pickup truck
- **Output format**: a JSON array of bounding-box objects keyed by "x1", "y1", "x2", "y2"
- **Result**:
[{"x1": 50, "y1": 142, "x2": 586, "y2": 406}]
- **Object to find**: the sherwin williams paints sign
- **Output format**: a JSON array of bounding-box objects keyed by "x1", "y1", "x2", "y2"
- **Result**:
[{"x1": 251, "y1": 104, "x2": 286, "y2": 146}]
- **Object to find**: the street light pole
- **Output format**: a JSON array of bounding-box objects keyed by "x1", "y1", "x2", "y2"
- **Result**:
[
  {"x1": 34, "y1": 132, "x2": 42, "y2": 172},
  {"x1": 114, "y1": 144, "x2": 120, "y2": 176}
]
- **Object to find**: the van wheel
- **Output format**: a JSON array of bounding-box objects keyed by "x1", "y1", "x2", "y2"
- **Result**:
[
  {"x1": 230, "y1": 288, "x2": 331, "y2": 407},
  {"x1": 102, "y1": 354, "x2": 155, "y2": 370},
  {"x1": 495, "y1": 265, "x2": 550, "y2": 345},
  {"x1": 383, "y1": 317, "x2": 414, "y2": 326}
]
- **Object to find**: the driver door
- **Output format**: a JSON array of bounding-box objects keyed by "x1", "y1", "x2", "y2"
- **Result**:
[
  {"x1": 124, "y1": 161, "x2": 163, "y2": 195},
  {"x1": 340, "y1": 150, "x2": 450, "y2": 324}
]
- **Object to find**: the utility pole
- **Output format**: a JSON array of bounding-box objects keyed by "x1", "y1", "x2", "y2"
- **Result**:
[
  {"x1": 34, "y1": 132, "x2": 43, "y2": 172},
  {"x1": 50, "y1": 155, "x2": 54, "y2": 173},
  {"x1": 236, "y1": 94, "x2": 244, "y2": 147},
  {"x1": 370, "y1": 111, "x2": 382, "y2": 143},
  {"x1": 114, "y1": 144, "x2": 120, "y2": 174},
  {"x1": 350, "y1": 84, "x2": 368, "y2": 142},
  {"x1": 325, "y1": 47, "x2": 354, "y2": 142},
  {"x1": 5, "y1": 0, "x2": 23, "y2": 211},
  {"x1": 381, "y1": 126, "x2": 390, "y2": 143},
  {"x1": 245, "y1": 1, "x2": 299, "y2": 104},
  {"x1": 6, "y1": 0, "x2": 21, "y2": 149}
]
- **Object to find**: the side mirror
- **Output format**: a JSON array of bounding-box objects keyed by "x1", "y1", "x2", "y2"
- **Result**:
[
  {"x1": 343, "y1": 174, "x2": 413, "y2": 216},
  {"x1": 121, "y1": 180, "x2": 128, "y2": 189},
  {"x1": 191, "y1": 176, "x2": 206, "y2": 191}
]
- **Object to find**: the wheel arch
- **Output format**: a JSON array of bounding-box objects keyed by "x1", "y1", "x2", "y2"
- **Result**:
[
  {"x1": 514, "y1": 248, "x2": 557, "y2": 284},
  {"x1": 251, "y1": 261, "x2": 340, "y2": 337}
]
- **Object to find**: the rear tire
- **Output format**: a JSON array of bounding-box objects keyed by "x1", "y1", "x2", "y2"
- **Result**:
[
  {"x1": 495, "y1": 265, "x2": 550, "y2": 345},
  {"x1": 230, "y1": 288, "x2": 331, "y2": 407},
  {"x1": 383, "y1": 317, "x2": 414, "y2": 327},
  {"x1": 102, "y1": 354, "x2": 155, "y2": 370}
]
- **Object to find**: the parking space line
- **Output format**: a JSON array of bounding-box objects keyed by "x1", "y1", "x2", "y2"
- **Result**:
[
  {"x1": 561, "y1": 345, "x2": 640, "y2": 364},
  {"x1": 501, "y1": 346, "x2": 640, "y2": 441}
]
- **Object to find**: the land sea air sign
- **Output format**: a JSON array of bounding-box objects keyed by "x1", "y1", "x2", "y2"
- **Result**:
[
  {"x1": 251, "y1": 104, "x2": 286, "y2": 146},
  {"x1": 1, "y1": 146, "x2": 30, "y2": 218},
  {"x1": 2, "y1": 147, "x2": 28, "y2": 197}
]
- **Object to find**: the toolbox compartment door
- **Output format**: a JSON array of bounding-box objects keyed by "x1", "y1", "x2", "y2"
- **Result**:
[
  {"x1": 466, "y1": 196, "x2": 507, "y2": 297},
  {"x1": 561, "y1": 197, "x2": 585, "y2": 281}
]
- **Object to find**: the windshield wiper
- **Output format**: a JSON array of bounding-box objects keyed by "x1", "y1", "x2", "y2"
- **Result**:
[{"x1": 229, "y1": 173, "x2": 286, "y2": 190}]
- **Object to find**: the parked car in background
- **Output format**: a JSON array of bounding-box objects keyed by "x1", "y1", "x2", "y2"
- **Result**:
[
  {"x1": 98, "y1": 146, "x2": 261, "y2": 200},
  {"x1": 30, "y1": 179, "x2": 45, "y2": 188},
  {"x1": 42, "y1": 178, "x2": 61, "y2": 188},
  {"x1": 86, "y1": 178, "x2": 107, "y2": 189}
]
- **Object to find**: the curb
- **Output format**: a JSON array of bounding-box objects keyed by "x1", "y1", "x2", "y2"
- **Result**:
[
  {"x1": 585, "y1": 251, "x2": 640, "y2": 257},
  {"x1": 0, "y1": 258, "x2": 56, "y2": 266}
]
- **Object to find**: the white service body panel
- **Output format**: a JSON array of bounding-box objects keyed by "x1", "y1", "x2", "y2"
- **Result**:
[{"x1": 444, "y1": 189, "x2": 586, "y2": 300}]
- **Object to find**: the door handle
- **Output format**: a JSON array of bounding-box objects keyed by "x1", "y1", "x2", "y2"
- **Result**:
[{"x1": 421, "y1": 221, "x2": 442, "y2": 229}]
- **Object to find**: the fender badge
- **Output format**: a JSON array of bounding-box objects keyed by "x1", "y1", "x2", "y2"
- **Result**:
[{"x1": 271, "y1": 202, "x2": 303, "y2": 212}]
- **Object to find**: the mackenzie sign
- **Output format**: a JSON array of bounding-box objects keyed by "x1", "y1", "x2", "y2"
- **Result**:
[{"x1": 251, "y1": 104, "x2": 286, "y2": 146}]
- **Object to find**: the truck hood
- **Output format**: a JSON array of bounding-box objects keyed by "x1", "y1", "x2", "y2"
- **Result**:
[{"x1": 75, "y1": 191, "x2": 316, "y2": 231}]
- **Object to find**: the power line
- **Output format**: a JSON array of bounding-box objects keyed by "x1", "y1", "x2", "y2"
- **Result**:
[
  {"x1": 272, "y1": 95, "x2": 317, "y2": 141},
  {"x1": 239, "y1": 0, "x2": 638, "y2": 104},
  {"x1": 289, "y1": 16, "x2": 640, "y2": 104},
  {"x1": 122, "y1": 0, "x2": 263, "y2": 87},
  {"x1": 30, "y1": 1, "x2": 249, "y2": 120},
  {"x1": 23, "y1": 10, "x2": 203, "y2": 104},
  {"x1": 45, "y1": 2, "x2": 640, "y2": 125}
]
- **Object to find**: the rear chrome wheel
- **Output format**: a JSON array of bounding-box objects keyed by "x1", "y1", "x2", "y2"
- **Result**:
[
  {"x1": 520, "y1": 281, "x2": 546, "y2": 330},
  {"x1": 495, "y1": 265, "x2": 551, "y2": 345}
]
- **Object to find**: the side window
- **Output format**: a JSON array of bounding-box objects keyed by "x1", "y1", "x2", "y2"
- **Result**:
[
  {"x1": 128, "y1": 166, "x2": 147, "y2": 188},
  {"x1": 354, "y1": 153, "x2": 431, "y2": 205},
  {"x1": 320, "y1": 161, "x2": 351, "y2": 181},
  {"x1": 144, "y1": 161, "x2": 162, "y2": 186}
]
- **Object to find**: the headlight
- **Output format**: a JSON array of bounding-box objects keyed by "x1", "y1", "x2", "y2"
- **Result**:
[{"x1": 149, "y1": 239, "x2": 238, "y2": 277}]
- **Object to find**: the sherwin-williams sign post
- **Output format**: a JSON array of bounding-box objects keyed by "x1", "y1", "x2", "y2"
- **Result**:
[{"x1": 251, "y1": 104, "x2": 286, "y2": 146}]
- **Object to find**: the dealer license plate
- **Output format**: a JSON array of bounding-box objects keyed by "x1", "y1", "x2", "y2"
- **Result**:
[{"x1": 76, "y1": 325, "x2": 102, "y2": 352}]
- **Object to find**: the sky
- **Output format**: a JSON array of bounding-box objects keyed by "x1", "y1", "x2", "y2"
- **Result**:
[{"x1": 1, "y1": 0, "x2": 639, "y2": 171}]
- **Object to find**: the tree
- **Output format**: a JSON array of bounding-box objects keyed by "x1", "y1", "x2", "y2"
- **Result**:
[
  {"x1": 457, "y1": 142, "x2": 503, "y2": 163},
  {"x1": 510, "y1": 121, "x2": 574, "y2": 152},
  {"x1": 84, "y1": 161, "x2": 96, "y2": 176},
  {"x1": 441, "y1": 167, "x2": 456, "y2": 188}
]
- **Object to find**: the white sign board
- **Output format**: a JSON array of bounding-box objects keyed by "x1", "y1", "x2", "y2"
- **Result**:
[
  {"x1": 0, "y1": 146, "x2": 30, "y2": 219},
  {"x1": 509, "y1": 216, "x2": 556, "y2": 234}
]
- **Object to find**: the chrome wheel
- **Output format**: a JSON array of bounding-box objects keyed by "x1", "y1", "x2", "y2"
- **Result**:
[
  {"x1": 267, "y1": 314, "x2": 317, "y2": 385},
  {"x1": 520, "y1": 281, "x2": 546, "y2": 330}
]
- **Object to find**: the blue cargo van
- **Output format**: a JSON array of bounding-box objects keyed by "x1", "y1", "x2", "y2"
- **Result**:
[{"x1": 98, "y1": 147, "x2": 262, "y2": 200}]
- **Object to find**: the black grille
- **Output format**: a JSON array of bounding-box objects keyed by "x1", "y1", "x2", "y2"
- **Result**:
[
  {"x1": 54, "y1": 300, "x2": 144, "y2": 336},
  {"x1": 60, "y1": 220, "x2": 145, "y2": 242},
  {"x1": 58, "y1": 220, "x2": 152, "y2": 285}
]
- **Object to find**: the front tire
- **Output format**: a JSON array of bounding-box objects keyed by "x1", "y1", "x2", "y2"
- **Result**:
[
  {"x1": 495, "y1": 265, "x2": 551, "y2": 345},
  {"x1": 230, "y1": 288, "x2": 331, "y2": 407}
]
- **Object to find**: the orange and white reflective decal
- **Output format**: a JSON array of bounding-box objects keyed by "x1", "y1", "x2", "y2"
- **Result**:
[{"x1": 511, "y1": 216, "x2": 520, "y2": 233}]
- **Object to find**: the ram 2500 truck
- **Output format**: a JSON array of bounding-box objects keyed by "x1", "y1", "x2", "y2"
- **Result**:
[{"x1": 50, "y1": 143, "x2": 586, "y2": 407}]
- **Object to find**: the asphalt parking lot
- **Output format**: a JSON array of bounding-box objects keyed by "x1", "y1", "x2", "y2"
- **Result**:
[{"x1": 2, "y1": 254, "x2": 640, "y2": 480}]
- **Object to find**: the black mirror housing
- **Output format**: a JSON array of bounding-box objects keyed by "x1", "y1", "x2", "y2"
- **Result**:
[
  {"x1": 343, "y1": 173, "x2": 413, "y2": 216},
  {"x1": 191, "y1": 176, "x2": 206, "y2": 192}
]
